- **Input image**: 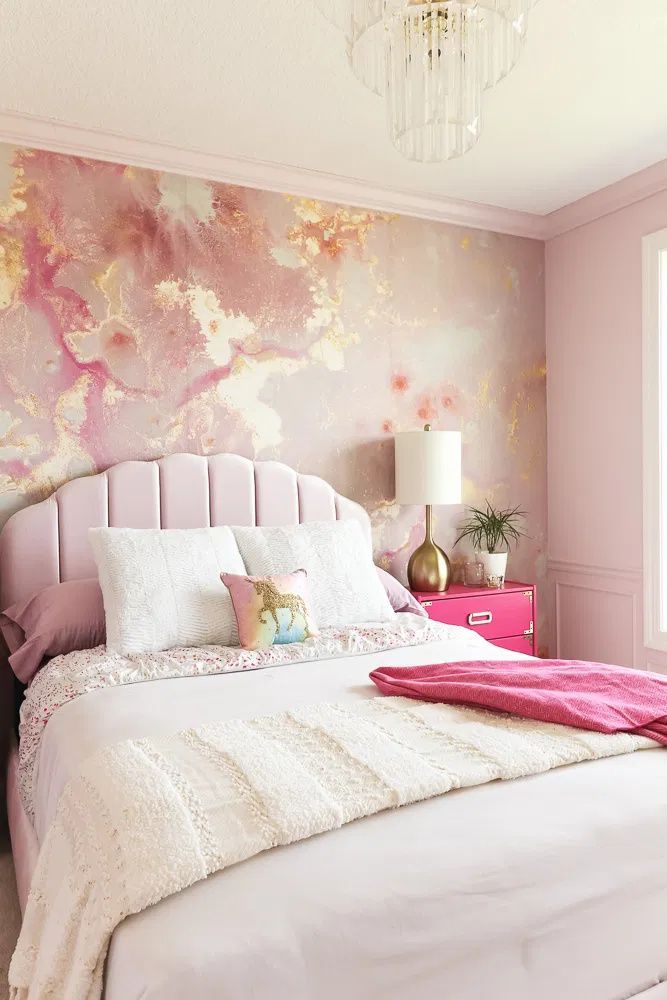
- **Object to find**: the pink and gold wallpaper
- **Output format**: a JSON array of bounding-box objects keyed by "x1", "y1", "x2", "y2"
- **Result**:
[{"x1": 0, "y1": 146, "x2": 546, "y2": 606}]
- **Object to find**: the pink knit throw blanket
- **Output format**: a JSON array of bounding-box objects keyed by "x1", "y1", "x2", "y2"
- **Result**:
[{"x1": 369, "y1": 660, "x2": 667, "y2": 745}]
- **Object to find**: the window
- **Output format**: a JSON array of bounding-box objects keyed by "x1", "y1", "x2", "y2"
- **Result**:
[{"x1": 643, "y1": 228, "x2": 667, "y2": 651}]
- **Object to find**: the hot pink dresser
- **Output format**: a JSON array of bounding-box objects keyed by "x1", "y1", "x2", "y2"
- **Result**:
[{"x1": 411, "y1": 580, "x2": 536, "y2": 656}]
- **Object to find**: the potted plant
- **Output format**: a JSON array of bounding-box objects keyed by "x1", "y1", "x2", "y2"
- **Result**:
[{"x1": 455, "y1": 501, "x2": 527, "y2": 588}]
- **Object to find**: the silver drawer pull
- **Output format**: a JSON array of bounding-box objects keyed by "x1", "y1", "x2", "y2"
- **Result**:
[{"x1": 468, "y1": 611, "x2": 493, "y2": 626}]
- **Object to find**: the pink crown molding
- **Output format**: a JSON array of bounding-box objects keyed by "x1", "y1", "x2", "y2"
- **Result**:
[
  {"x1": 2, "y1": 109, "x2": 666, "y2": 242},
  {"x1": 543, "y1": 158, "x2": 667, "y2": 239},
  {"x1": 0, "y1": 109, "x2": 545, "y2": 240}
]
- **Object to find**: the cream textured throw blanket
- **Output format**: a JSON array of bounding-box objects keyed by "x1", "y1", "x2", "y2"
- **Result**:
[{"x1": 9, "y1": 697, "x2": 652, "y2": 999}]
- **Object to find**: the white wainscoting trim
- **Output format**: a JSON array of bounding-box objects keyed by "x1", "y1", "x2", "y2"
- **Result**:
[
  {"x1": 548, "y1": 560, "x2": 642, "y2": 583},
  {"x1": 642, "y1": 229, "x2": 667, "y2": 654},
  {"x1": 0, "y1": 109, "x2": 546, "y2": 239},
  {"x1": 554, "y1": 580, "x2": 638, "y2": 665},
  {"x1": 548, "y1": 560, "x2": 643, "y2": 667}
]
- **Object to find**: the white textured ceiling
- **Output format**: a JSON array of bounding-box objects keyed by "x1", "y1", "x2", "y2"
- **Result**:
[{"x1": 1, "y1": 0, "x2": 667, "y2": 215}]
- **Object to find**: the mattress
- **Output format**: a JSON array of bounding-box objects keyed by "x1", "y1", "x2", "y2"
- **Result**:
[{"x1": 17, "y1": 627, "x2": 667, "y2": 999}]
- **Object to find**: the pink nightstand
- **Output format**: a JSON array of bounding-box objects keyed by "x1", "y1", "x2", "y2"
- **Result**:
[{"x1": 411, "y1": 581, "x2": 536, "y2": 656}]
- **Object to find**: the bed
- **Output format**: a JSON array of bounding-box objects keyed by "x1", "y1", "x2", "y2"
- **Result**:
[{"x1": 3, "y1": 453, "x2": 667, "y2": 1000}]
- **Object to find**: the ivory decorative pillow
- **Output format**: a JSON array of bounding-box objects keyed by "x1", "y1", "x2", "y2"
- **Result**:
[
  {"x1": 231, "y1": 520, "x2": 395, "y2": 628},
  {"x1": 222, "y1": 570, "x2": 318, "y2": 650},
  {"x1": 90, "y1": 526, "x2": 246, "y2": 655}
]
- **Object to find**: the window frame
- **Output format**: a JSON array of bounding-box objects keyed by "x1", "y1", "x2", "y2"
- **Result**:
[{"x1": 643, "y1": 227, "x2": 667, "y2": 652}]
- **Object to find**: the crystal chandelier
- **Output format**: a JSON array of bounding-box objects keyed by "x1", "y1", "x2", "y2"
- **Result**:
[{"x1": 312, "y1": 1, "x2": 539, "y2": 162}]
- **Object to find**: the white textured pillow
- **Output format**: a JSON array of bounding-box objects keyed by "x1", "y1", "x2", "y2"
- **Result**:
[
  {"x1": 232, "y1": 520, "x2": 395, "y2": 628},
  {"x1": 90, "y1": 527, "x2": 246, "y2": 655}
]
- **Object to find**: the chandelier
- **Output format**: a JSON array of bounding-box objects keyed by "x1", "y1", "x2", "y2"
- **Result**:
[{"x1": 312, "y1": 1, "x2": 539, "y2": 162}]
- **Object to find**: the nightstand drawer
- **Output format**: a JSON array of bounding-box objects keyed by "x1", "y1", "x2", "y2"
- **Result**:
[
  {"x1": 420, "y1": 590, "x2": 533, "y2": 641},
  {"x1": 491, "y1": 634, "x2": 535, "y2": 656}
]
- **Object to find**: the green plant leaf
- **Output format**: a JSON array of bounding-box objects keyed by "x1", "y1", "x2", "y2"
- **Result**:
[{"x1": 454, "y1": 499, "x2": 528, "y2": 553}]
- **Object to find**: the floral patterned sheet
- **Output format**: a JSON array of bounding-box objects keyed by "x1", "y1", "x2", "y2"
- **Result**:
[{"x1": 19, "y1": 617, "x2": 467, "y2": 820}]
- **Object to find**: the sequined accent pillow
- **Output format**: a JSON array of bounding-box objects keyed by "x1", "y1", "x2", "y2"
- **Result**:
[{"x1": 221, "y1": 570, "x2": 318, "y2": 651}]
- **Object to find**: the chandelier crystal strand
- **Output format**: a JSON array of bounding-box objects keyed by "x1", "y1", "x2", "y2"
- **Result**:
[
  {"x1": 385, "y1": 2, "x2": 482, "y2": 162},
  {"x1": 310, "y1": 0, "x2": 541, "y2": 162},
  {"x1": 312, "y1": 1, "x2": 536, "y2": 92},
  {"x1": 349, "y1": 0, "x2": 385, "y2": 95},
  {"x1": 311, "y1": 0, "x2": 353, "y2": 32},
  {"x1": 346, "y1": 0, "x2": 530, "y2": 99},
  {"x1": 477, "y1": 0, "x2": 527, "y2": 88},
  {"x1": 312, "y1": 0, "x2": 386, "y2": 95}
]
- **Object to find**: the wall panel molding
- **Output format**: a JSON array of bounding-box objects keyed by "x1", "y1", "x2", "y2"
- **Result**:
[
  {"x1": 548, "y1": 559, "x2": 642, "y2": 583},
  {"x1": 548, "y1": 559, "x2": 642, "y2": 667}
]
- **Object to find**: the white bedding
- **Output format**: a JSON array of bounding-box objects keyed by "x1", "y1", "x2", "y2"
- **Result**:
[{"x1": 26, "y1": 624, "x2": 667, "y2": 1000}]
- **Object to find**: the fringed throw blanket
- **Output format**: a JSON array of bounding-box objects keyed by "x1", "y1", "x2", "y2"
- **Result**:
[{"x1": 10, "y1": 697, "x2": 655, "y2": 1000}]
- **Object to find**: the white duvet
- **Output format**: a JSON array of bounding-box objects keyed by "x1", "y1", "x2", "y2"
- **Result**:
[{"x1": 21, "y1": 621, "x2": 667, "y2": 1000}]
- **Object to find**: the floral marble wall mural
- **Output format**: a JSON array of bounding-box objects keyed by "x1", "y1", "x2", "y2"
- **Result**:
[{"x1": 0, "y1": 146, "x2": 546, "y2": 629}]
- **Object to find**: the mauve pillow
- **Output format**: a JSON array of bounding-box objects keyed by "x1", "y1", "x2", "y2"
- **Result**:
[
  {"x1": 376, "y1": 567, "x2": 428, "y2": 617},
  {"x1": 0, "y1": 578, "x2": 105, "y2": 684}
]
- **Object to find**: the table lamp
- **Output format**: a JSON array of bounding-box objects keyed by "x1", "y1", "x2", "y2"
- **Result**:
[{"x1": 394, "y1": 424, "x2": 462, "y2": 592}]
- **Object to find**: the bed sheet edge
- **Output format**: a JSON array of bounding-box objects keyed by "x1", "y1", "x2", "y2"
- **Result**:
[{"x1": 7, "y1": 731, "x2": 37, "y2": 914}]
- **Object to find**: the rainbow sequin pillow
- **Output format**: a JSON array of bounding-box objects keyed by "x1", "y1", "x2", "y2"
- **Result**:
[{"x1": 221, "y1": 570, "x2": 318, "y2": 651}]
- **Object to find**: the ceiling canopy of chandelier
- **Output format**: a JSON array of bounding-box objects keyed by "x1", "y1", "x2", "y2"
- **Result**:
[{"x1": 312, "y1": 1, "x2": 540, "y2": 163}]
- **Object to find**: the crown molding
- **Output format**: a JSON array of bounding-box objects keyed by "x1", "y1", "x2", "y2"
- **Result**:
[
  {"x1": 3, "y1": 109, "x2": 666, "y2": 241},
  {"x1": 543, "y1": 158, "x2": 667, "y2": 239},
  {"x1": 0, "y1": 109, "x2": 547, "y2": 240}
]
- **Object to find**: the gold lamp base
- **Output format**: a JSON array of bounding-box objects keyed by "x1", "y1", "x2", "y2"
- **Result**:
[{"x1": 407, "y1": 504, "x2": 452, "y2": 593}]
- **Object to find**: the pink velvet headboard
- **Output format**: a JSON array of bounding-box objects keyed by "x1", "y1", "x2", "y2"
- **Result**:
[{"x1": 0, "y1": 453, "x2": 371, "y2": 610}]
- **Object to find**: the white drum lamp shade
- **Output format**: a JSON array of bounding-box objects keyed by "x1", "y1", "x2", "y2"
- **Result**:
[
  {"x1": 394, "y1": 426, "x2": 462, "y2": 592},
  {"x1": 395, "y1": 429, "x2": 462, "y2": 506}
]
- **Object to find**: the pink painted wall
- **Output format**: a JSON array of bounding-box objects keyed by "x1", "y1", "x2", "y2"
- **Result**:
[
  {"x1": 546, "y1": 189, "x2": 667, "y2": 669},
  {"x1": 0, "y1": 145, "x2": 546, "y2": 616}
]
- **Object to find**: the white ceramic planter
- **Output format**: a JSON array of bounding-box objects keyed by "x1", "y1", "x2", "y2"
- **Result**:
[{"x1": 479, "y1": 551, "x2": 508, "y2": 588}]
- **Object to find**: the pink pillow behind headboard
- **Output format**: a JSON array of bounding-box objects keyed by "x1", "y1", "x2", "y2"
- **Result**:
[
  {"x1": 376, "y1": 567, "x2": 428, "y2": 617},
  {"x1": 0, "y1": 578, "x2": 105, "y2": 684}
]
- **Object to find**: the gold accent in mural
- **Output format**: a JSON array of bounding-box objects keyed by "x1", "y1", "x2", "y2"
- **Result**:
[{"x1": 0, "y1": 146, "x2": 546, "y2": 600}]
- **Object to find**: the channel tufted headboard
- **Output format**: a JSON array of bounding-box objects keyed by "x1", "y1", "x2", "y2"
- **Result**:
[{"x1": 0, "y1": 453, "x2": 371, "y2": 610}]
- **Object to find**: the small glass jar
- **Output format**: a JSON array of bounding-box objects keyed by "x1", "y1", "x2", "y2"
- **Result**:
[{"x1": 464, "y1": 561, "x2": 484, "y2": 587}]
